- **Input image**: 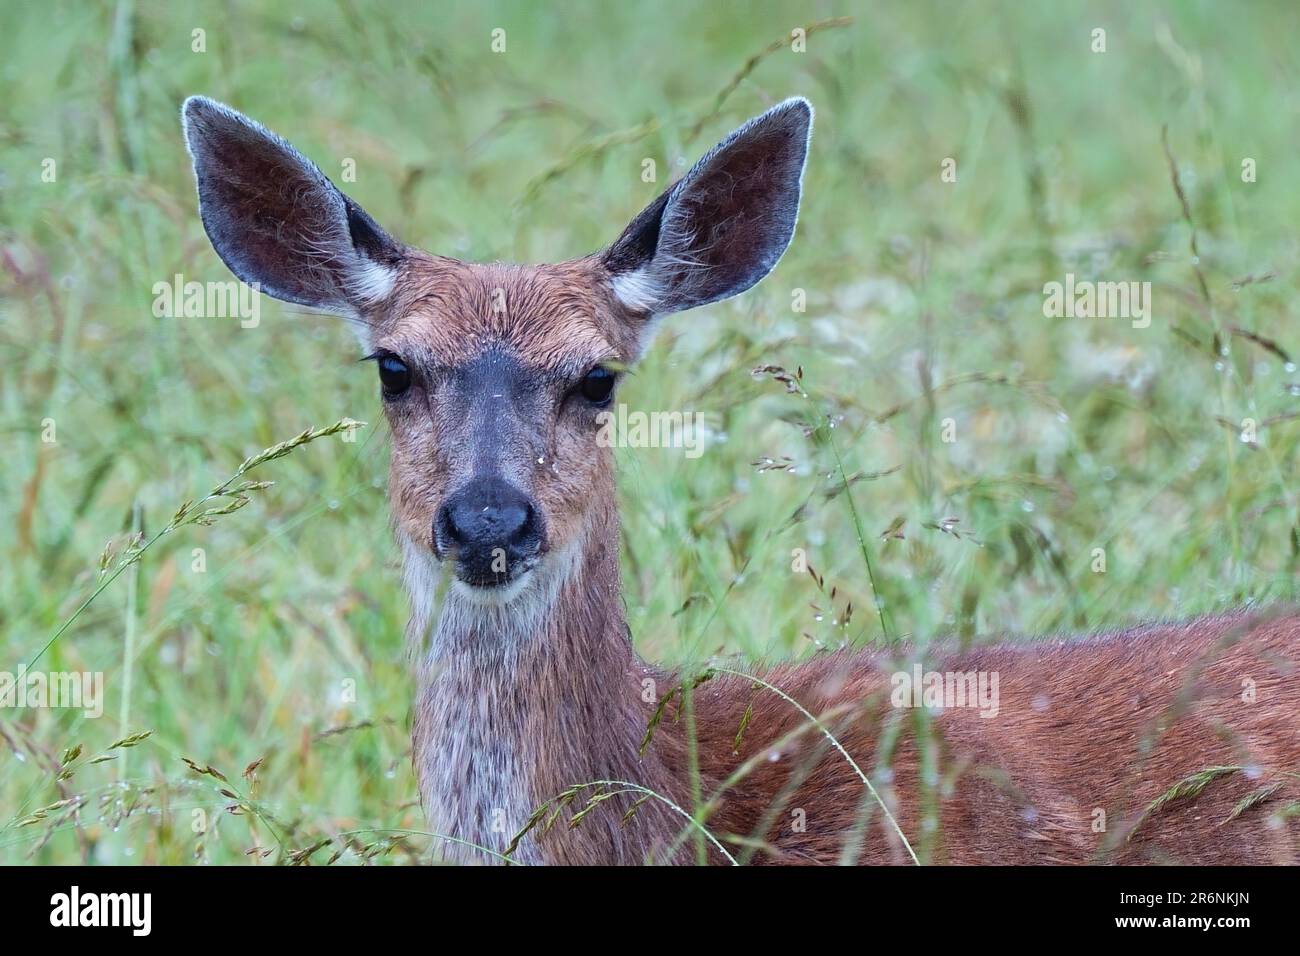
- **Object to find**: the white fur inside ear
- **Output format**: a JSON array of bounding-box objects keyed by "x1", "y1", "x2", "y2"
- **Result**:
[
  {"x1": 347, "y1": 258, "x2": 398, "y2": 305},
  {"x1": 610, "y1": 268, "x2": 661, "y2": 313},
  {"x1": 342, "y1": 259, "x2": 398, "y2": 349}
]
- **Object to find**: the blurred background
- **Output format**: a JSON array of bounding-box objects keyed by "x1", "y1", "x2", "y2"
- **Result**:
[{"x1": 1, "y1": 0, "x2": 1297, "y2": 863}]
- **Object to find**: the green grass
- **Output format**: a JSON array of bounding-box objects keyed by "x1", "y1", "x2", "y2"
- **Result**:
[{"x1": 1, "y1": 0, "x2": 1297, "y2": 864}]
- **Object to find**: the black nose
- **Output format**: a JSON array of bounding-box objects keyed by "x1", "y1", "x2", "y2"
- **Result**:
[{"x1": 435, "y1": 478, "x2": 542, "y2": 585}]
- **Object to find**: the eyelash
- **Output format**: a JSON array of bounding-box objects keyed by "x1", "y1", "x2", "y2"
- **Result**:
[{"x1": 364, "y1": 350, "x2": 413, "y2": 398}]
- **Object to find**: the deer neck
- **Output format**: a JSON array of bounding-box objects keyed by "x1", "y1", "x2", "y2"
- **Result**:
[{"x1": 408, "y1": 496, "x2": 676, "y2": 864}]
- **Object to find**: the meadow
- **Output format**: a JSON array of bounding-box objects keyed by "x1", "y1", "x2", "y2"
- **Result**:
[{"x1": 1, "y1": 0, "x2": 1297, "y2": 864}]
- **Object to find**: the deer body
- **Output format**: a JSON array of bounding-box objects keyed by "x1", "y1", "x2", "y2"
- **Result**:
[
  {"x1": 182, "y1": 95, "x2": 1300, "y2": 865},
  {"x1": 413, "y1": 505, "x2": 1300, "y2": 864}
]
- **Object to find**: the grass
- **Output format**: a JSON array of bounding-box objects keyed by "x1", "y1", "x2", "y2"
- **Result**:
[{"x1": 1, "y1": 0, "x2": 1298, "y2": 864}]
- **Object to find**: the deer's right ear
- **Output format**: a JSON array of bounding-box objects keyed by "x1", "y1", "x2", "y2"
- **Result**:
[
  {"x1": 181, "y1": 96, "x2": 403, "y2": 321},
  {"x1": 601, "y1": 97, "x2": 812, "y2": 325}
]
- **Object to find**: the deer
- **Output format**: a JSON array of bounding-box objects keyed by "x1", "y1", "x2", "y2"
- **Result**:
[{"x1": 180, "y1": 94, "x2": 1300, "y2": 865}]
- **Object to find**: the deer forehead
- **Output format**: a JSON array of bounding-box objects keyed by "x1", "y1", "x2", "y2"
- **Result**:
[{"x1": 377, "y1": 255, "x2": 636, "y2": 370}]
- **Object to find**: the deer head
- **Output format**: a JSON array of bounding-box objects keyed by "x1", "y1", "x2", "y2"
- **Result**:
[{"x1": 182, "y1": 96, "x2": 810, "y2": 635}]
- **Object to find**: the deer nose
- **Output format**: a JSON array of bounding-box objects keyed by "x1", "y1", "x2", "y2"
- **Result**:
[{"x1": 435, "y1": 478, "x2": 542, "y2": 585}]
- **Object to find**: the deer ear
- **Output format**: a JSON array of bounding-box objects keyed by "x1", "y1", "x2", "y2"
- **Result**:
[
  {"x1": 602, "y1": 97, "x2": 811, "y2": 318},
  {"x1": 180, "y1": 96, "x2": 403, "y2": 319}
]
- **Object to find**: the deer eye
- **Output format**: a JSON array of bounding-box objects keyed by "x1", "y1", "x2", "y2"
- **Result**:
[
  {"x1": 377, "y1": 354, "x2": 411, "y2": 397},
  {"x1": 579, "y1": 366, "x2": 615, "y2": 406}
]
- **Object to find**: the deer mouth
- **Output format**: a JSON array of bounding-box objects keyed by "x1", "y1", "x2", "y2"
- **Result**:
[
  {"x1": 450, "y1": 558, "x2": 542, "y2": 605},
  {"x1": 437, "y1": 532, "x2": 547, "y2": 593},
  {"x1": 453, "y1": 555, "x2": 540, "y2": 590}
]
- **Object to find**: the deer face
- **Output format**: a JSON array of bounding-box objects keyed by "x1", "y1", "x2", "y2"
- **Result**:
[
  {"x1": 182, "y1": 96, "x2": 811, "y2": 607},
  {"x1": 373, "y1": 256, "x2": 634, "y2": 599}
]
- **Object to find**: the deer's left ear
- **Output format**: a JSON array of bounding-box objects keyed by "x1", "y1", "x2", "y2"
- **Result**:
[{"x1": 601, "y1": 97, "x2": 811, "y2": 319}]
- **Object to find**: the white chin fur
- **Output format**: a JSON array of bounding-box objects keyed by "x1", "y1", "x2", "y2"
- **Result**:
[{"x1": 451, "y1": 573, "x2": 535, "y2": 607}]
